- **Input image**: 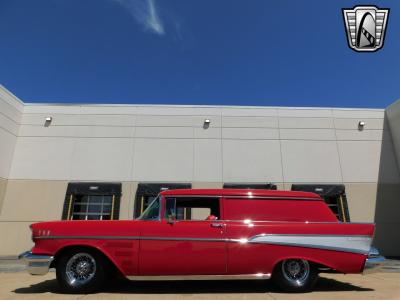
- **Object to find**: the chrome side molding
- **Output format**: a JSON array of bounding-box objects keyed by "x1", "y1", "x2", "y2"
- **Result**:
[
  {"x1": 18, "y1": 251, "x2": 54, "y2": 275},
  {"x1": 126, "y1": 273, "x2": 271, "y2": 281}
]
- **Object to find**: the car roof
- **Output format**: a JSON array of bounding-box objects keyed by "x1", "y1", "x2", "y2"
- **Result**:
[{"x1": 159, "y1": 189, "x2": 321, "y2": 200}]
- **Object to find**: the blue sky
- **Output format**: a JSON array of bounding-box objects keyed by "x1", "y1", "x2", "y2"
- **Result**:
[{"x1": 0, "y1": 0, "x2": 398, "y2": 108}]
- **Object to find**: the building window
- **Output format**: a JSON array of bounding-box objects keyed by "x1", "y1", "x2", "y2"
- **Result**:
[
  {"x1": 62, "y1": 183, "x2": 121, "y2": 220},
  {"x1": 134, "y1": 183, "x2": 191, "y2": 219},
  {"x1": 291, "y1": 184, "x2": 350, "y2": 222},
  {"x1": 223, "y1": 183, "x2": 277, "y2": 190}
]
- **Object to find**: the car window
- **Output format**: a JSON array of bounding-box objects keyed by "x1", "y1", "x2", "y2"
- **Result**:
[
  {"x1": 138, "y1": 195, "x2": 160, "y2": 220},
  {"x1": 164, "y1": 197, "x2": 221, "y2": 221}
]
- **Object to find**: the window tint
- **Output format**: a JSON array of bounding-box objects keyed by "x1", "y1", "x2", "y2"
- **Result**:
[{"x1": 165, "y1": 197, "x2": 221, "y2": 221}]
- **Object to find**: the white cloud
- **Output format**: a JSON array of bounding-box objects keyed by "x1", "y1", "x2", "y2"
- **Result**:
[{"x1": 112, "y1": 0, "x2": 164, "y2": 35}]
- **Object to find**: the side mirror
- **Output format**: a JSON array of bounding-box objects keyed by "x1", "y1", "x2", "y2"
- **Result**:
[{"x1": 167, "y1": 213, "x2": 176, "y2": 224}]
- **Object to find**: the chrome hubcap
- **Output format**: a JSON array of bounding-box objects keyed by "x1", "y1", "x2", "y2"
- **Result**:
[
  {"x1": 282, "y1": 259, "x2": 310, "y2": 286},
  {"x1": 65, "y1": 253, "x2": 96, "y2": 287}
]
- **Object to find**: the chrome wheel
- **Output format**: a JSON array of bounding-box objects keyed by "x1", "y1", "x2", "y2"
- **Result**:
[
  {"x1": 281, "y1": 259, "x2": 310, "y2": 286},
  {"x1": 65, "y1": 253, "x2": 96, "y2": 287}
]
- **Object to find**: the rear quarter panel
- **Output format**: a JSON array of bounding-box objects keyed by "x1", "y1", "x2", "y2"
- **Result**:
[{"x1": 225, "y1": 220, "x2": 374, "y2": 275}]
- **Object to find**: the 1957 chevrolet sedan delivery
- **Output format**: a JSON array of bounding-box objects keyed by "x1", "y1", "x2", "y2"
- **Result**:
[{"x1": 19, "y1": 189, "x2": 384, "y2": 293}]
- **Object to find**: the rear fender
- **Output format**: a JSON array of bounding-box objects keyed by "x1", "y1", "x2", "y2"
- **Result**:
[{"x1": 270, "y1": 250, "x2": 366, "y2": 274}]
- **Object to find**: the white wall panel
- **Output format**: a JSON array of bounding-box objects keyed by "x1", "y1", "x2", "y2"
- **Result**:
[
  {"x1": 132, "y1": 138, "x2": 193, "y2": 182},
  {"x1": 135, "y1": 127, "x2": 193, "y2": 139},
  {"x1": 19, "y1": 125, "x2": 134, "y2": 138},
  {"x1": 70, "y1": 138, "x2": 134, "y2": 181},
  {"x1": 9, "y1": 137, "x2": 74, "y2": 180},
  {"x1": 21, "y1": 114, "x2": 136, "y2": 127},
  {"x1": 24, "y1": 105, "x2": 137, "y2": 115},
  {"x1": 281, "y1": 140, "x2": 342, "y2": 182},
  {"x1": 222, "y1": 116, "x2": 278, "y2": 128},
  {"x1": 279, "y1": 117, "x2": 334, "y2": 129},
  {"x1": 0, "y1": 97, "x2": 22, "y2": 124},
  {"x1": 136, "y1": 115, "x2": 193, "y2": 127},
  {"x1": 223, "y1": 128, "x2": 279, "y2": 140},
  {"x1": 280, "y1": 129, "x2": 336, "y2": 140},
  {"x1": 0, "y1": 129, "x2": 17, "y2": 179},
  {"x1": 221, "y1": 107, "x2": 277, "y2": 117},
  {"x1": 194, "y1": 127, "x2": 221, "y2": 139},
  {"x1": 335, "y1": 129, "x2": 383, "y2": 141},
  {"x1": 222, "y1": 140, "x2": 282, "y2": 182},
  {"x1": 332, "y1": 109, "x2": 384, "y2": 119},
  {"x1": 194, "y1": 139, "x2": 222, "y2": 182},
  {"x1": 278, "y1": 108, "x2": 332, "y2": 118},
  {"x1": 334, "y1": 118, "x2": 384, "y2": 130},
  {"x1": 337, "y1": 141, "x2": 381, "y2": 183},
  {"x1": 0, "y1": 113, "x2": 19, "y2": 136}
]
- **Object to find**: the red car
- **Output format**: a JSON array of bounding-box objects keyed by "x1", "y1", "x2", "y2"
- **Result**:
[{"x1": 19, "y1": 189, "x2": 384, "y2": 293}]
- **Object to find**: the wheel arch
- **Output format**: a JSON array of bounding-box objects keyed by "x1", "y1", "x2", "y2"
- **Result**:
[
  {"x1": 50, "y1": 244, "x2": 123, "y2": 276},
  {"x1": 271, "y1": 255, "x2": 339, "y2": 275}
]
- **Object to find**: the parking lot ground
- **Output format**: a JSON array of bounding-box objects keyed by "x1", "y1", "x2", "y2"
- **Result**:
[{"x1": 0, "y1": 271, "x2": 400, "y2": 300}]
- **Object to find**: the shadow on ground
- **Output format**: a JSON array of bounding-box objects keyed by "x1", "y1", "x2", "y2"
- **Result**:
[{"x1": 13, "y1": 277, "x2": 373, "y2": 295}]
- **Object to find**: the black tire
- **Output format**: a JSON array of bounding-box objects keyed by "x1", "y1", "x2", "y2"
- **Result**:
[
  {"x1": 56, "y1": 249, "x2": 106, "y2": 293},
  {"x1": 272, "y1": 259, "x2": 318, "y2": 293}
]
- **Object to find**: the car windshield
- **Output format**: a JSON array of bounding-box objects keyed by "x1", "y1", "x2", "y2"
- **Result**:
[{"x1": 138, "y1": 195, "x2": 161, "y2": 220}]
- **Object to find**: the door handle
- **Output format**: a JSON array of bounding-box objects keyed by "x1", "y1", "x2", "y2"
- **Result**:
[{"x1": 210, "y1": 223, "x2": 223, "y2": 228}]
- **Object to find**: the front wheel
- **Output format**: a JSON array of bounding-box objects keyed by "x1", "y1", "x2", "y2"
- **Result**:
[
  {"x1": 56, "y1": 250, "x2": 106, "y2": 293},
  {"x1": 272, "y1": 259, "x2": 318, "y2": 292}
]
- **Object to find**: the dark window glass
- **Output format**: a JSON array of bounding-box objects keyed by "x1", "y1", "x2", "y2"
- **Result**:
[{"x1": 62, "y1": 183, "x2": 121, "y2": 220}]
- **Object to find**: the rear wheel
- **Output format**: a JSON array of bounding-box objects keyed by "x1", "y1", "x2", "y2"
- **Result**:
[
  {"x1": 56, "y1": 249, "x2": 106, "y2": 293},
  {"x1": 272, "y1": 259, "x2": 317, "y2": 292}
]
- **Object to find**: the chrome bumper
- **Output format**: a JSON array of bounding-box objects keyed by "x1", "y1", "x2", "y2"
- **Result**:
[
  {"x1": 18, "y1": 251, "x2": 54, "y2": 275},
  {"x1": 363, "y1": 247, "x2": 385, "y2": 274}
]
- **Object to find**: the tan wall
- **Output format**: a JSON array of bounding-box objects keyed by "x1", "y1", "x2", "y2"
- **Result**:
[
  {"x1": 0, "y1": 178, "x2": 7, "y2": 215},
  {"x1": 0, "y1": 180, "x2": 68, "y2": 222},
  {"x1": 345, "y1": 183, "x2": 377, "y2": 222},
  {"x1": 0, "y1": 221, "x2": 33, "y2": 256}
]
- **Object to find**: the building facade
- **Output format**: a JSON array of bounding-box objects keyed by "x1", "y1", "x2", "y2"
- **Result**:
[{"x1": 0, "y1": 85, "x2": 399, "y2": 256}]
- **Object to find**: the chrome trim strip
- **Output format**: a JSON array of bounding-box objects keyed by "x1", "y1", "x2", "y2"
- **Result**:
[
  {"x1": 126, "y1": 274, "x2": 271, "y2": 281},
  {"x1": 18, "y1": 251, "x2": 54, "y2": 275},
  {"x1": 35, "y1": 234, "x2": 372, "y2": 254},
  {"x1": 224, "y1": 196, "x2": 321, "y2": 201},
  {"x1": 35, "y1": 235, "x2": 225, "y2": 242},
  {"x1": 166, "y1": 195, "x2": 320, "y2": 201},
  {"x1": 246, "y1": 234, "x2": 372, "y2": 255}
]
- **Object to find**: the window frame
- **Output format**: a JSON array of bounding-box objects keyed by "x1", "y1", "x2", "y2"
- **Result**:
[{"x1": 62, "y1": 182, "x2": 121, "y2": 221}]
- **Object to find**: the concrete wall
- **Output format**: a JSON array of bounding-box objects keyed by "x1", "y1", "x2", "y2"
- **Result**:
[
  {"x1": 8, "y1": 104, "x2": 385, "y2": 185},
  {"x1": 1, "y1": 85, "x2": 398, "y2": 256},
  {"x1": 374, "y1": 101, "x2": 400, "y2": 256},
  {"x1": 0, "y1": 86, "x2": 23, "y2": 214}
]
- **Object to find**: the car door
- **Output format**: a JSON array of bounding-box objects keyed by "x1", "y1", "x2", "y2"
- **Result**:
[{"x1": 139, "y1": 196, "x2": 227, "y2": 275}]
